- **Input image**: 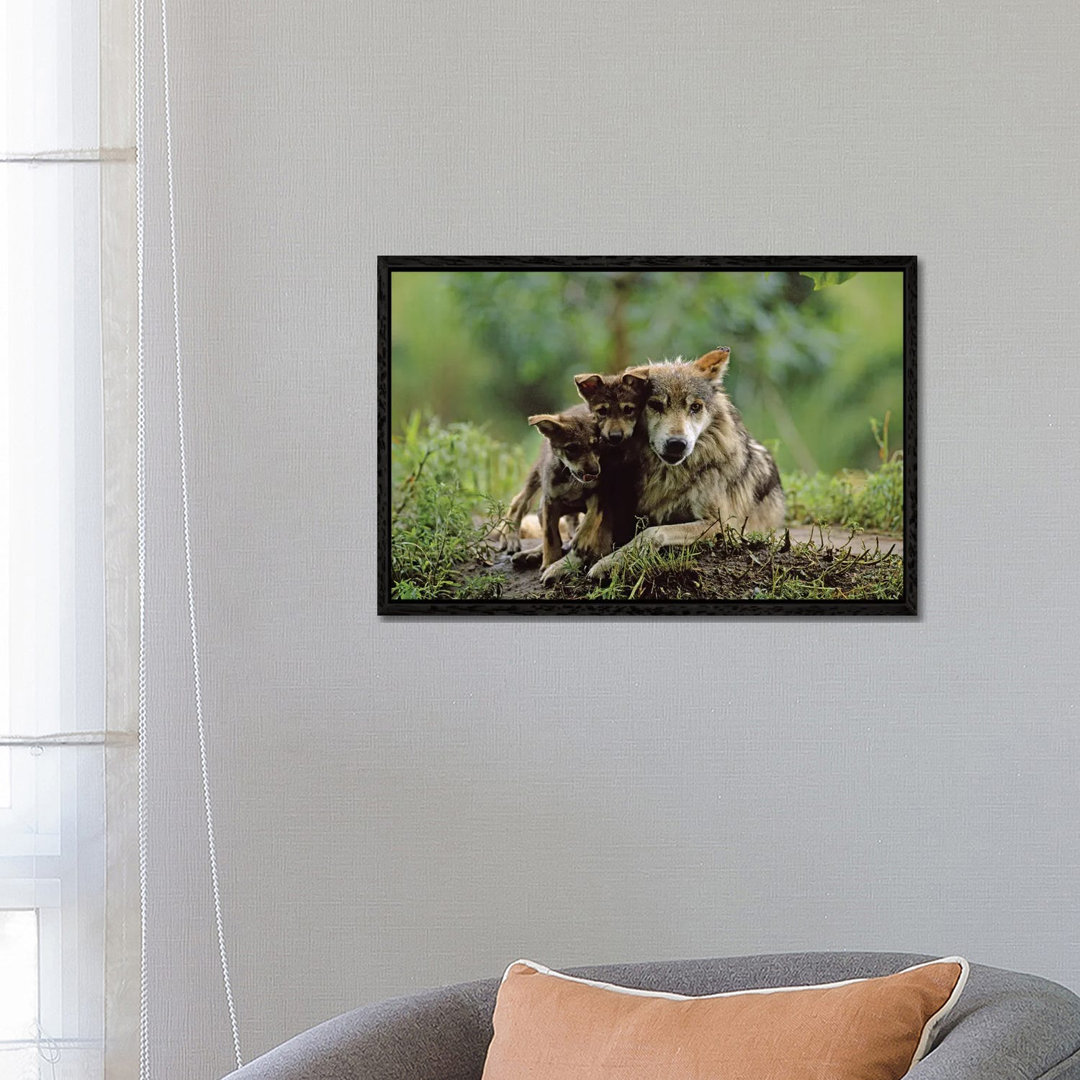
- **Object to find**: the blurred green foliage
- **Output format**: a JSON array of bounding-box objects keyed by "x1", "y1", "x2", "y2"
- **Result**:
[
  {"x1": 390, "y1": 269, "x2": 903, "y2": 474},
  {"x1": 803, "y1": 270, "x2": 858, "y2": 290},
  {"x1": 393, "y1": 411, "x2": 531, "y2": 506}
]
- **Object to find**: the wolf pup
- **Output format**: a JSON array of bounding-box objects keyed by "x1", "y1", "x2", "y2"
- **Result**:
[
  {"x1": 498, "y1": 407, "x2": 603, "y2": 570},
  {"x1": 562, "y1": 369, "x2": 649, "y2": 564},
  {"x1": 586, "y1": 346, "x2": 784, "y2": 579},
  {"x1": 495, "y1": 371, "x2": 646, "y2": 555},
  {"x1": 573, "y1": 370, "x2": 648, "y2": 446}
]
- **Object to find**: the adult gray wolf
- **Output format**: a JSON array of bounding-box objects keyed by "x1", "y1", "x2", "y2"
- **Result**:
[{"x1": 544, "y1": 346, "x2": 784, "y2": 583}]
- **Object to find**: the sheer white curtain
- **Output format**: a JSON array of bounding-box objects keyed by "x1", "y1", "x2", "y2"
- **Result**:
[{"x1": 1, "y1": 2, "x2": 137, "y2": 1078}]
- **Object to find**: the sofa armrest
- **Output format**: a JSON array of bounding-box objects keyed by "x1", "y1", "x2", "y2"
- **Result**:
[
  {"x1": 221, "y1": 979, "x2": 496, "y2": 1080},
  {"x1": 909, "y1": 966, "x2": 1080, "y2": 1080}
]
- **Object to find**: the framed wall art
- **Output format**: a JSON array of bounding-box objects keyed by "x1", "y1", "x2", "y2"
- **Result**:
[{"x1": 378, "y1": 256, "x2": 916, "y2": 616}]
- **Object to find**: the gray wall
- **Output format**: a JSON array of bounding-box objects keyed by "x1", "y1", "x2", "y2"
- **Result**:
[{"x1": 138, "y1": 2, "x2": 1080, "y2": 1076}]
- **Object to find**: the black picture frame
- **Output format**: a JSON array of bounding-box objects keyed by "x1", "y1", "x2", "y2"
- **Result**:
[{"x1": 378, "y1": 256, "x2": 916, "y2": 617}]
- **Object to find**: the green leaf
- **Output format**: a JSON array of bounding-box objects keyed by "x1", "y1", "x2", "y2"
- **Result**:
[{"x1": 802, "y1": 271, "x2": 858, "y2": 290}]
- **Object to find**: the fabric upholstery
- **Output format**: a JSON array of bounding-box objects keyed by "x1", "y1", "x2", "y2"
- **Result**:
[{"x1": 222, "y1": 952, "x2": 1080, "y2": 1080}]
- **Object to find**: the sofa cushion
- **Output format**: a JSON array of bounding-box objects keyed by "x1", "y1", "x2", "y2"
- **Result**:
[{"x1": 481, "y1": 956, "x2": 968, "y2": 1080}]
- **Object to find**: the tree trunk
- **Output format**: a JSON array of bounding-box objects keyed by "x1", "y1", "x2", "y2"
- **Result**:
[{"x1": 608, "y1": 273, "x2": 636, "y2": 371}]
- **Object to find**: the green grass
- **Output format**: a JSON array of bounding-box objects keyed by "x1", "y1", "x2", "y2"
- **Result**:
[
  {"x1": 782, "y1": 414, "x2": 903, "y2": 534},
  {"x1": 782, "y1": 459, "x2": 903, "y2": 534},
  {"x1": 582, "y1": 538, "x2": 709, "y2": 601},
  {"x1": 390, "y1": 413, "x2": 529, "y2": 600}
]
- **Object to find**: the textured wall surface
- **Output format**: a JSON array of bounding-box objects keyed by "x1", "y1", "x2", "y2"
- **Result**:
[{"x1": 136, "y1": 2, "x2": 1080, "y2": 1076}]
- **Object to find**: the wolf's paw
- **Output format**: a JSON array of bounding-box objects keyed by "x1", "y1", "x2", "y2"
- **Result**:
[
  {"x1": 586, "y1": 553, "x2": 617, "y2": 580},
  {"x1": 487, "y1": 522, "x2": 518, "y2": 552},
  {"x1": 511, "y1": 547, "x2": 542, "y2": 570},
  {"x1": 587, "y1": 530, "x2": 662, "y2": 579},
  {"x1": 541, "y1": 551, "x2": 582, "y2": 585}
]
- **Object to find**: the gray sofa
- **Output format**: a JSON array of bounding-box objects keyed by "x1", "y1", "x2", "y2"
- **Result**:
[{"x1": 224, "y1": 952, "x2": 1080, "y2": 1079}]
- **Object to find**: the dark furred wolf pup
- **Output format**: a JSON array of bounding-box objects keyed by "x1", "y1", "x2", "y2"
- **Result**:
[
  {"x1": 500, "y1": 408, "x2": 603, "y2": 570},
  {"x1": 573, "y1": 369, "x2": 648, "y2": 445},
  {"x1": 495, "y1": 371, "x2": 646, "y2": 555},
  {"x1": 544, "y1": 347, "x2": 784, "y2": 583}
]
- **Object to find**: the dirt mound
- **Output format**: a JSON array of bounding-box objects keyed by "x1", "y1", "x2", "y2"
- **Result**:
[{"x1": 482, "y1": 528, "x2": 903, "y2": 602}]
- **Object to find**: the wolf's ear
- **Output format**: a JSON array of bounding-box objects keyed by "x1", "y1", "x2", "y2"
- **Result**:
[
  {"x1": 621, "y1": 370, "x2": 648, "y2": 394},
  {"x1": 574, "y1": 374, "x2": 605, "y2": 401},
  {"x1": 694, "y1": 347, "x2": 731, "y2": 381},
  {"x1": 528, "y1": 414, "x2": 564, "y2": 440}
]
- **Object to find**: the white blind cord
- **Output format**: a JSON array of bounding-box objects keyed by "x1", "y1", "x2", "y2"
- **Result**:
[
  {"x1": 159, "y1": 0, "x2": 244, "y2": 1064},
  {"x1": 134, "y1": 0, "x2": 151, "y2": 1073},
  {"x1": 135, "y1": 0, "x2": 244, "y2": 1070}
]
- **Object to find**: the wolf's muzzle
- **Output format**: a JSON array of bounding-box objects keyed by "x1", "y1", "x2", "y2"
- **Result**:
[{"x1": 661, "y1": 437, "x2": 688, "y2": 463}]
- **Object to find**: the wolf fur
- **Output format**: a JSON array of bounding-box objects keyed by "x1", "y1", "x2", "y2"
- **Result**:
[{"x1": 541, "y1": 347, "x2": 784, "y2": 583}]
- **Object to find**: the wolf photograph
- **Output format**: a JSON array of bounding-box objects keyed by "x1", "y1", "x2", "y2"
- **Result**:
[{"x1": 378, "y1": 258, "x2": 915, "y2": 616}]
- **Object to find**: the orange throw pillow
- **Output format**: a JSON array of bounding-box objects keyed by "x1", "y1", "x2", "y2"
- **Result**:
[{"x1": 481, "y1": 957, "x2": 968, "y2": 1080}]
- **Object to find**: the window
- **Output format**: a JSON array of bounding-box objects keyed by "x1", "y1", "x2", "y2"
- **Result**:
[{"x1": 2, "y1": 2, "x2": 111, "y2": 1077}]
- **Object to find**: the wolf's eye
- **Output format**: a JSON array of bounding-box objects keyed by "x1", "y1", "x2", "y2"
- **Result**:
[
  {"x1": 596, "y1": 406, "x2": 609, "y2": 416},
  {"x1": 689, "y1": 401, "x2": 703, "y2": 414},
  {"x1": 564, "y1": 444, "x2": 580, "y2": 455},
  {"x1": 648, "y1": 400, "x2": 664, "y2": 413},
  {"x1": 621, "y1": 405, "x2": 635, "y2": 415}
]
